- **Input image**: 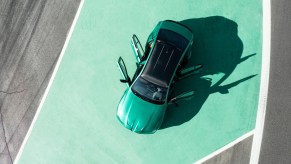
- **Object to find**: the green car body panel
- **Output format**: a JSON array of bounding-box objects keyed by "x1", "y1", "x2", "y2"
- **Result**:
[
  {"x1": 117, "y1": 89, "x2": 166, "y2": 134},
  {"x1": 117, "y1": 20, "x2": 194, "y2": 134}
]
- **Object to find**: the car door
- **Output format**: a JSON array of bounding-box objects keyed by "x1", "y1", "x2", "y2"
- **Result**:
[
  {"x1": 117, "y1": 57, "x2": 131, "y2": 87},
  {"x1": 131, "y1": 34, "x2": 145, "y2": 64}
]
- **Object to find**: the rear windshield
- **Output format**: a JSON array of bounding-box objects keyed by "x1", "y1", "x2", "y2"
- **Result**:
[{"x1": 157, "y1": 29, "x2": 189, "y2": 50}]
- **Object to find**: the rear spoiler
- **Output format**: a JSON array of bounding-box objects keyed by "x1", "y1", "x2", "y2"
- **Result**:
[{"x1": 165, "y1": 20, "x2": 193, "y2": 33}]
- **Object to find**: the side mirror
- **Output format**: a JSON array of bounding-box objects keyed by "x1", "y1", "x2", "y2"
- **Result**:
[{"x1": 169, "y1": 91, "x2": 195, "y2": 106}]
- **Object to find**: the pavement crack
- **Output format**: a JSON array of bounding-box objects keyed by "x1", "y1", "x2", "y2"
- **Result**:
[
  {"x1": 0, "y1": 89, "x2": 26, "y2": 94},
  {"x1": 0, "y1": 110, "x2": 13, "y2": 163},
  {"x1": 0, "y1": 88, "x2": 25, "y2": 163}
]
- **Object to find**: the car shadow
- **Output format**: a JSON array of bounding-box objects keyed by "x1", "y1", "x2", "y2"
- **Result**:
[{"x1": 160, "y1": 16, "x2": 257, "y2": 129}]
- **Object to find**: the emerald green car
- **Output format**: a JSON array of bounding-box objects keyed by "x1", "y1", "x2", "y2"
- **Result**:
[{"x1": 117, "y1": 20, "x2": 201, "y2": 134}]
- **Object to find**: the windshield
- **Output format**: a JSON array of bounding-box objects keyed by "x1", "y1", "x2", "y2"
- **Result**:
[{"x1": 131, "y1": 77, "x2": 167, "y2": 104}]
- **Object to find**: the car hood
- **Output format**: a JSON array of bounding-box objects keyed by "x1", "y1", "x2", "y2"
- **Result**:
[{"x1": 117, "y1": 89, "x2": 166, "y2": 134}]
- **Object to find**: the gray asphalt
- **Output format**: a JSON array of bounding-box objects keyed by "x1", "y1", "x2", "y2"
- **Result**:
[
  {"x1": 202, "y1": 136, "x2": 253, "y2": 164},
  {"x1": 259, "y1": 0, "x2": 291, "y2": 163},
  {"x1": 0, "y1": 0, "x2": 80, "y2": 163}
]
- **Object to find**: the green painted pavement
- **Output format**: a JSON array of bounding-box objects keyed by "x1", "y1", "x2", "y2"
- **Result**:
[{"x1": 18, "y1": 0, "x2": 262, "y2": 163}]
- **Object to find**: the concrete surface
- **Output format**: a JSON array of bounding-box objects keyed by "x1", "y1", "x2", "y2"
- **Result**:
[
  {"x1": 259, "y1": 0, "x2": 291, "y2": 163},
  {"x1": 0, "y1": 0, "x2": 81, "y2": 163},
  {"x1": 17, "y1": 1, "x2": 262, "y2": 164},
  {"x1": 202, "y1": 135, "x2": 253, "y2": 164}
]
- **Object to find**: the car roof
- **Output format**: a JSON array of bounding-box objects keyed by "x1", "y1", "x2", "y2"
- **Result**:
[{"x1": 141, "y1": 29, "x2": 189, "y2": 87}]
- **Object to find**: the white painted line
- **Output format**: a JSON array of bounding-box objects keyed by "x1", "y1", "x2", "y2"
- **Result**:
[
  {"x1": 194, "y1": 130, "x2": 255, "y2": 164},
  {"x1": 14, "y1": 0, "x2": 84, "y2": 163},
  {"x1": 249, "y1": 0, "x2": 271, "y2": 163},
  {"x1": 195, "y1": 1, "x2": 271, "y2": 163}
]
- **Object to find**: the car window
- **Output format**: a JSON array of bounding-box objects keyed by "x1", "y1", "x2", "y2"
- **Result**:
[
  {"x1": 131, "y1": 77, "x2": 167, "y2": 105},
  {"x1": 143, "y1": 34, "x2": 154, "y2": 62},
  {"x1": 143, "y1": 41, "x2": 153, "y2": 59}
]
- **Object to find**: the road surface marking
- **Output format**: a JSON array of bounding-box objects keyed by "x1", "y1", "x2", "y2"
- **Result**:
[{"x1": 250, "y1": 0, "x2": 271, "y2": 163}]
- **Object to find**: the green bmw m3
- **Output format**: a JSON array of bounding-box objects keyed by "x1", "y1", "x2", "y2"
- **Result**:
[{"x1": 116, "y1": 20, "x2": 202, "y2": 134}]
